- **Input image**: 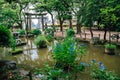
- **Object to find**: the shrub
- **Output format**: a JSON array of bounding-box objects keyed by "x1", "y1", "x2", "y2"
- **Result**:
[
  {"x1": 0, "y1": 26, "x2": 12, "y2": 47},
  {"x1": 52, "y1": 37, "x2": 87, "y2": 71},
  {"x1": 16, "y1": 29, "x2": 25, "y2": 35},
  {"x1": 46, "y1": 35, "x2": 54, "y2": 42},
  {"x1": 27, "y1": 30, "x2": 33, "y2": 34},
  {"x1": 44, "y1": 27, "x2": 55, "y2": 36},
  {"x1": 34, "y1": 35, "x2": 49, "y2": 48},
  {"x1": 90, "y1": 60, "x2": 120, "y2": 80},
  {"x1": 105, "y1": 44, "x2": 116, "y2": 49},
  {"x1": 66, "y1": 29, "x2": 75, "y2": 37},
  {"x1": 31, "y1": 29, "x2": 41, "y2": 35},
  {"x1": 34, "y1": 64, "x2": 62, "y2": 80}
]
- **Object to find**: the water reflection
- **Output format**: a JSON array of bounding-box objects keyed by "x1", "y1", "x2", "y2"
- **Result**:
[{"x1": 0, "y1": 38, "x2": 120, "y2": 77}]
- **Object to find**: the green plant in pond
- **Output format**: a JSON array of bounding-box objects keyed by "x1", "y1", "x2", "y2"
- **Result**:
[
  {"x1": 34, "y1": 35, "x2": 49, "y2": 48},
  {"x1": 105, "y1": 44, "x2": 116, "y2": 49},
  {"x1": 31, "y1": 29, "x2": 41, "y2": 35},
  {"x1": 52, "y1": 37, "x2": 87, "y2": 71},
  {"x1": 46, "y1": 35, "x2": 54, "y2": 42},
  {"x1": 0, "y1": 26, "x2": 12, "y2": 47},
  {"x1": 66, "y1": 29, "x2": 75, "y2": 37}
]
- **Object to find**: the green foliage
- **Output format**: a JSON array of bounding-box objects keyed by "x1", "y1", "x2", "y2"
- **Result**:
[
  {"x1": 100, "y1": 6, "x2": 117, "y2": 27},
  {"x1": 90, "y1": 60, "x2": 120, "y2": 80},
  {"x1": 52, "y1": 37, "x2": 87, "y2": 70},
  {"x1": 27, "y1": 30, "x2": 33, "y2": 34},
  {"x1": 46, "y1": 35, "x2": 54, "y2": 42},
  {"x1": 105, "y1": 44, "x2": 116, "y2": 49},
  {"x1": 44, "y1": 27, "x2": 55, "y2": 36},
  {"x1": 66, "y1": 29, "x2": 75, "y2": 37},
  {"x1": 91, "y1": 68, "x2": 120, "y2": 80},
  {"x1": 34, "y1": 64, "x2": 62, "y2": 80},
  {"x1": 31, "y1": 29, "x2": 41, "y2": 35},
  {"x1": 11, "y1": 38, "x2": 16, "y2": 51},
  {"x1": 34, "y1": 35, "x2": 49, "y2": 48},
  {"x1": 0, "y1": 26, "x2": 12, "y2": 47},
  {"x1": 16, "y1": 29, "x2": 25, "y2": 35},
  {"x1": 0, "y1": 6, "x2": 18, "y2": 28}
]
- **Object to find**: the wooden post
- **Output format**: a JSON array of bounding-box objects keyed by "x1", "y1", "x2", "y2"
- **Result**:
[{"x1": 116, "y1": 33, "x2": 119, "y2": 42}]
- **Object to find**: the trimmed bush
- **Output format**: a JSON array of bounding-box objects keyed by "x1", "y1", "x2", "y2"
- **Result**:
[
  {"x1": 32, "y1": 29, "x2": 41, "y2": 35},
  {"x1": 52, "y1": 37, "x2": 87, "y2": 71},
  {"x1": 16, "y1": 29, "x2": 25, "y2": 35},
  {"x1": 66, "y1": 29, "x2": 75, "y2": 37},
  {"x1": 46, "y1": 35, "x2": 54, "y2": 42},
  {"x1": 105, "y1": 44, "x2": 116, "y2": 55},
  {"x1": 34, "y1": 35, "x2": 49, "y2": 48},
  {"x1": 44, "y1": 27, "x2": 55, "y2": 36},
  {"x1": 105, "y1": 44, "x2": 116, "y2": 49},
  {"x1": 0, "y1": 26, "x2": 12, "y2": 47}
]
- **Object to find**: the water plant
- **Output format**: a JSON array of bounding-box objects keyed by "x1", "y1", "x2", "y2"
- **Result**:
[
  {"x1": 105, "y1": 44, "x2": 116, "y2": 49},
  {"x1": 105, "y1": 43, "x2": 116, "y2": 55},
  {"x1": 46, "y1": 35, "x2": 54, "y2": 42},
  {"x1": 34, "y1": 35, "x2": 49, "y2": 48}
]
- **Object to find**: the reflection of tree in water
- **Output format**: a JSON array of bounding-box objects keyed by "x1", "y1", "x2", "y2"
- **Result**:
[
  {"x1": 0, "y1": 47, "x2": 10, "y2": 59},
  {"x1": 24, "y1": 38, "x2": 37, "y2": 50}
]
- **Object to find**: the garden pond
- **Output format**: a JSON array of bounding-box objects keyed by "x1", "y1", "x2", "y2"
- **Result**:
[{"x1": 0, "y1": 38, "x2": 120, "y2": 79}]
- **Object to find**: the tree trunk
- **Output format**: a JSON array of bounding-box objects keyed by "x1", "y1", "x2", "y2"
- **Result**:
[
  {"x1": 89, "y1": 26, "x2": 93, "y2": 38},
  {"x1": 109, "y1": 27, "x2": 111, "y2": 43},
  {"x1": 26, "y1": 15, "x2": 29, "y2": 35},
  {"x1": 18, "y1": 23, "x2": 22, "y2": 29},
  {"x1": 76, "y1": 17, "x2": 82, "y2": 33},
  {"x1": 59, "y1": 18, "x2": 63, "y2": 31},
  {"x1": 29, "y1": 15, "x2": 32, "y2": 30},
  {"x1": 69, "y1": 19, "x2": 72, "y2": 29},
  {"x1": 76, "y1": 23, "x2": 81, "y2": 34},
  {"x1": 104, "y1": 27, "x2": 107, "y2": 41},
  {"x1": 50, "y1": 13, "x2": 54, "y2": 26},
  {"x1": 97, "y1": 25, "x2": 100, "y2": 30},
  {"x1": 41, "y1": 15, "x2": 44, "y2": 31}
]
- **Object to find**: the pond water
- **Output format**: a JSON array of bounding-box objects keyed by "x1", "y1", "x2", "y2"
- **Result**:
[{"x1": 1, "y1": 38, "x2": 120, "y2": 78}]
